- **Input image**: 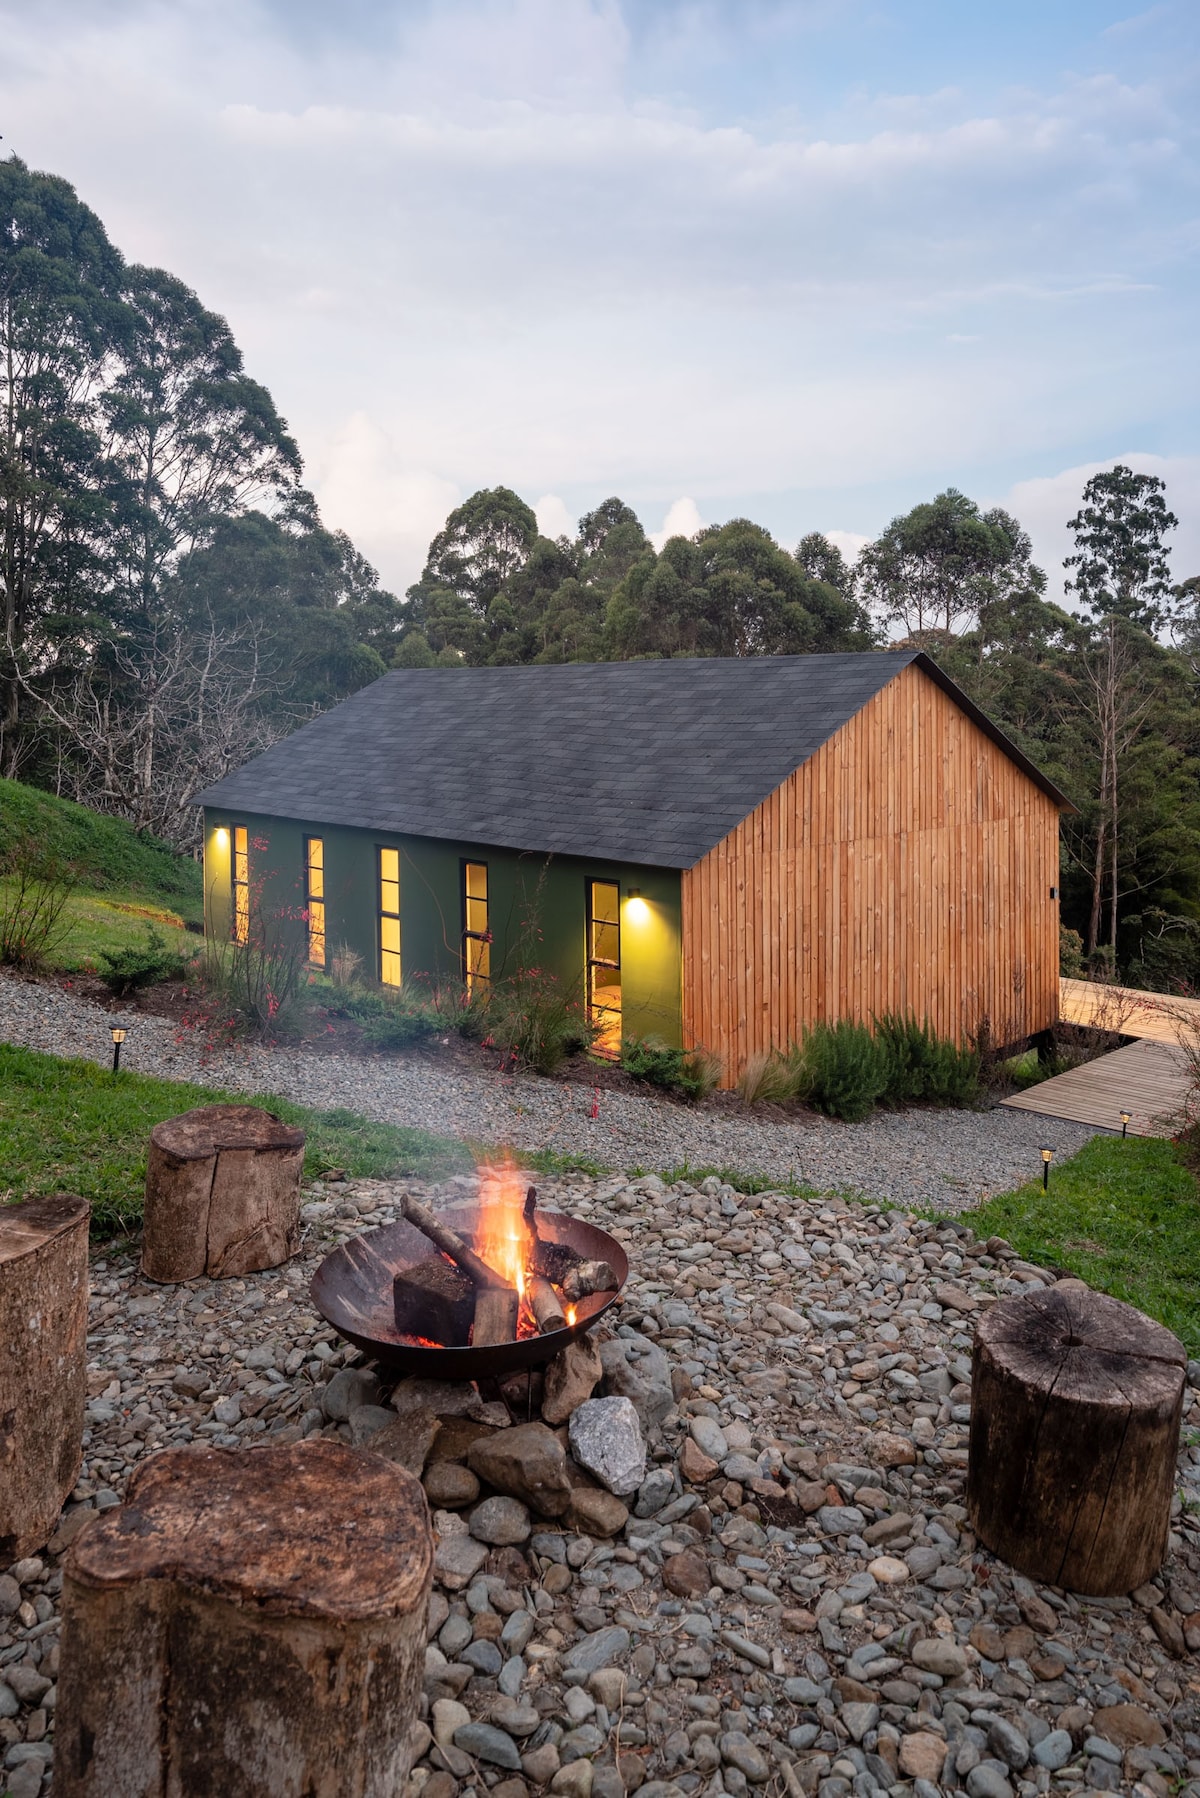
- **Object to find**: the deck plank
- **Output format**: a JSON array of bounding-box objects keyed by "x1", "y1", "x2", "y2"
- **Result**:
[{"x1": 1059, "y1": 977, "x2": 1200, "y2": 1046}]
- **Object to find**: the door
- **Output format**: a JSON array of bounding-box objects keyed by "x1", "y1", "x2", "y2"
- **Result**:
[{"x1": 587, "y1": 879, "x2": 621, "y2": 1054}]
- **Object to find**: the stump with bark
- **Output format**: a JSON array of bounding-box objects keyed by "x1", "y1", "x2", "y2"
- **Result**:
[
  {"x1": 0, "y1": 1194, "x2": 90, "y2": 1562},
  {"x1": 967, "y1": 1283, "x2": 1186, "y2": 1595},
  {"x1": 141, "y1": 1104, "x2": 305, "y2": 1283},
  {"x1": 54, "y1": 1439, "x2": 433, "y2": 1798}
]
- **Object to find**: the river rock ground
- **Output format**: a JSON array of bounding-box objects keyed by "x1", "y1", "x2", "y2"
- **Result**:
[{"x1": 4, "y1": 1168, "x2": 1200, "y2": 1798}]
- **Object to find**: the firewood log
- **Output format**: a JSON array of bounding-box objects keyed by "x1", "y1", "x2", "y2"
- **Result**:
[
  {"x1": 400, "y1": 1195, "x2": 502, "y2": 1289},
  {"x1": 561, "y1": 1259, "x2": 620, "y2": 1303},
  {"x1": 528, "y1": 1274, "x2": 567, "y2": 1334},
  {"x1": 392, "y1": 1257, "x2": 475, "y2": 1344},
  {"x1": 471, "y1": 1285, "x2": 520, "y2": 1347}
]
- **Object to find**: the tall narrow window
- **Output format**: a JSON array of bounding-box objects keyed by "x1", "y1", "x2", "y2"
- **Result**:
[
  {"x1": 586, "y1": 879, "x2": 621, "y2": 1055},
  {"x1": 231, "y1": 825, "x2": 249, "y2": 944},
  {"x1": 304, "y1": 837, "x2": 326, "y2": 968},
  {"x1": 462, "y1": 861, "x2": 490, "y2": 991},
  {"x1": 378, "y1": 847, "x2": 401, "y2": 986}
]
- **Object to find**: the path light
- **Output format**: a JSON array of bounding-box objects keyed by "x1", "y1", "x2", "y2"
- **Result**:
[
  {"x1": 1039, "y1": 1145, "x2": 1054, "y2": 1191},
  {"x1": 1120, "y1": 1109, "x2": 1132, "y2": 1139},
  {"x1": 111, "y1": 1026, "x2": 127, "y2": 1075}
]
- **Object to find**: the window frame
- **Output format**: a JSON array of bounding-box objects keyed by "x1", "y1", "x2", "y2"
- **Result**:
[
  {"x1": 303, "y1": 835, "x2": 326, "y2": 969},
  {"x1": 231, "y1": 824, "x2": 249, "y2": 945},
  {"x1": 461, "y1": 859, "x2": 491, "y2": 992},
  {"x1": 585, "y1": 877, "x2": 622, "y2": 1054},
  {"x1": 378, "y1": 845, "x2": 401, "y2": 986}
]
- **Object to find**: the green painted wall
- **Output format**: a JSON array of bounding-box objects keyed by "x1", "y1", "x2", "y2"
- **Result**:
[{"x1": 202, "y1": 809, "x2": 683, "y2": 1047}]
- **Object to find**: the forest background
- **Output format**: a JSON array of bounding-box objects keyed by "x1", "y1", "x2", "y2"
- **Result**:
[{"x1": 5, "y1": 155, "x2": 1199, "y2": 990}]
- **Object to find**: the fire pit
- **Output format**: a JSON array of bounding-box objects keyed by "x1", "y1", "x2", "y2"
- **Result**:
[{"x1": 310, "y1": 1189, "x2": 628, "y2": 1380}]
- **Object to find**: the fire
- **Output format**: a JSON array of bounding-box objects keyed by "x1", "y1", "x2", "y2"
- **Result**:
[
  {"x1": 474, "y1": 1158, "x2": 529, "y2": 1290},
  {"x1": 566, "y1": 1304, "x2": 577, "y2": 1328}
]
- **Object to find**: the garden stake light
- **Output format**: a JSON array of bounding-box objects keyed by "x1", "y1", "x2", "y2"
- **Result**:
[
  {"x1": 1040, "y1": 1145, "x2": 1053, "y2": 1190},
  {"x1": 111, "y1": 1027, "x2": 126, "y2": 1074},
  {"x1": 1120, "y1": 1109, "x2": 1132, "y2": 1138}
]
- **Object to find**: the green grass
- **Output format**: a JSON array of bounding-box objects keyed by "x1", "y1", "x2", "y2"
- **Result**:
[
  {"x1": 0, "y1": 778, "x2": 202, "y2": 921},
  {"x1": 0, "y1": 1043, "x2": 474, "y2": 1238},
  {"x1": 7, "y1": 885, "x2": 200, "y2": 975},
  {"x1": 961, "y1": 1135, "x2": 1200, "y2": 1355}
]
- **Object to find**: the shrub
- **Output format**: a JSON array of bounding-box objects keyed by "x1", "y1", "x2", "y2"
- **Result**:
[
  {"x1": 201, "y1": 910, "x2": 311, "y2": 1040},
  {"x1": 876, "y1": 1013, "x2": 980, "y2": 1106},
  {"x1": 0, "y1": 837, "x2": 76, "y2": 969},
  {"x1": 98, "y1": 925, "x2": 191, "y2": 998},
  {"x1": 481, "y1": 967, "x2": 598, "y2": 1074},
  {"x1": 801, "y1": 1019, "x2": 889, "y2": 1122},
  {"x1": 329, "y1": 943, "x2": 363, "y2": 987},
  {"x1": 621, "y1": 1037, "x2": 723, "y2": 1102},
  {"x1": 736, "y1": 1045, "x2": 805, "y2": 1105},
  {"x1": 360, "y1": 994, "x2": 441, "y2": 1050},
  {"x1": 1059, "y1": 924, "x2": 1085, "y2": 979}
]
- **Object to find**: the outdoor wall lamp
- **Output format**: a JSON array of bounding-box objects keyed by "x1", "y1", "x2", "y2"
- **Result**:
[
  {"x1": 111, "y1": 1026, "x2": 127, "y2": 1074},
  {"x1": 625, "y1": 888, "x2": 649, "y2": 922},
  {"x1": 1120, "y1": 1109, "x2": 1132, "y2": 1138},
  {"x1": 1039, "y1": 1145, "x2": 1054, "y2": 1190}
]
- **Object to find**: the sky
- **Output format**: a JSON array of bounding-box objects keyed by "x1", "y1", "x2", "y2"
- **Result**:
[{"x1": 2, "y1": 0, "x2": 1198, "y2": 600}]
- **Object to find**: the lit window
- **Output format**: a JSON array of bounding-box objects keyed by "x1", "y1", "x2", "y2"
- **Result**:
[
  {"x1": 305, "y1": 837, "x2": 326, "y2": 968},
  {"x1": 379, "y1": 847, "x2": 401, "y2": 986},
  {"x1": 587, "y1": 879, "x2": 621, "y2": 1055},
  {"x1": 232, "y1": 826, "x2": 249, "y2": 944},
  {"x1": 462, "y1": 861, "x2": 490, "y2": 991}
]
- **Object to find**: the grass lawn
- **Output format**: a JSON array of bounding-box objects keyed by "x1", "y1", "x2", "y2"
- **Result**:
[
  {"x1": 963, "y1": 1134, "x2": 1200, "y2": 1355},
  {"x1": 0, "y1": 1043, "x2": 474, "y2": 1238},
  {"x1": 0, "y1": 778, "x2": 202, "y2": 921},
  {"x1": 7, "y1": 885, "x2": 200, "y2": 976}
]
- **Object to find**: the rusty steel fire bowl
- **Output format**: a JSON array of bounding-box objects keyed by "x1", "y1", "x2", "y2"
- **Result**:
[{"x1": 310, "y1": 1203, "x2": 629, "y2": 1379}]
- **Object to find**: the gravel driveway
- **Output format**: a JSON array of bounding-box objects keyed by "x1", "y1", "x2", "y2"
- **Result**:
[{"x1": 0, "y1": 972, "x2": 1095, "y2": 1212}]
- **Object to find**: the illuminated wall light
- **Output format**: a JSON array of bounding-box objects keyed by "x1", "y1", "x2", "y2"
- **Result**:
[
  {"x1": 214, "y1": 827, "x2": 229, "y2": 846},
  {"x1": 625, "y1": 888, "x2": 650, "y2": 922}
]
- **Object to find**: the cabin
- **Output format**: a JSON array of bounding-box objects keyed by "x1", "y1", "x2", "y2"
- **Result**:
[{"x1": 195, "y1": 652, "x2": 1071, "y2": 1083}]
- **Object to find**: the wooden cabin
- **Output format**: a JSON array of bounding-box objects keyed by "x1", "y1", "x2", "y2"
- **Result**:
[{"x1": 196, "y1": 652, "x2": 1071, "y2": 1083}]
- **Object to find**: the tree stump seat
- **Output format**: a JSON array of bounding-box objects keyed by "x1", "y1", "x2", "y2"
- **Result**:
[
  {"x1": 968, "y1": 1283, "x2": 1186, "y2": 1596},
  {"x1": 0, "y1": 1194, "x2": 90, "y2": 1561},
  {"x1": 55, "y1": 1439, "x2": 433, "y2": 1797},
  {"x1": 141, "y1": 1103, "x2": 305, "y2": 1283}
]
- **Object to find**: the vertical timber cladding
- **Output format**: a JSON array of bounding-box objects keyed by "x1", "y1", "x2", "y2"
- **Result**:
[{"x1": 681, "y1": 662, "x2": 1062, "y2": 1083}]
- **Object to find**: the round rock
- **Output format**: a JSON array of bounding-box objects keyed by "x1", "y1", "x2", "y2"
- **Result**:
[{"x1": 469, "y1": 1496, "x2": 532, "y2": 1545}]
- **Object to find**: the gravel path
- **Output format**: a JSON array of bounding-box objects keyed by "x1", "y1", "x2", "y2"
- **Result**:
[{"x1": 0, "y1": 972, "x2": 1096, "y2": 1211}]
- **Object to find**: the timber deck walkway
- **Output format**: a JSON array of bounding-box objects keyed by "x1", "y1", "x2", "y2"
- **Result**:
[{"x1": 1001, "y1": 979, "x2": 1197, "y2": 1136}]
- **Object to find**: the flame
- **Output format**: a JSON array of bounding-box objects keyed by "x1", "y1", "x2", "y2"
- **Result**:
[
  {"x1": 474, "y1": 1158, "x2": 529, "y2": 1289},
  {"x1": 566, "y1": 1304, "x2": 577, "y2": 1328}
]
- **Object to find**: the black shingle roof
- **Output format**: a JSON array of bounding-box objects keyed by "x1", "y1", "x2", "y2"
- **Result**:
[{"x1": 194, "y1": 652, "x2": 1072, "y2": 869}]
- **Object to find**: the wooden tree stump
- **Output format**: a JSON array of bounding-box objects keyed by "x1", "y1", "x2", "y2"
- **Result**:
[
  {"x1": 968, "y1": 1284, "x2": 1186, "y2": 1595},
  {"x1": 142, "y1": 1104, "x2": 305, "y2": 1283},
  {"x1": 54, "y1": 1439, "x2": 433, "y2": 1798},
  {"x1": 0, "y1": 1194, "x2": 90, "y2": 1562}
]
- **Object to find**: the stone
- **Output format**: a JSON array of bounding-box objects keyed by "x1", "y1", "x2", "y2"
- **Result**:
[
  {"x1": 348, "y1": 1404, "x2": 396, "y2": 1445},
  {"x1": 911, "y1": 1637, "x2": 967, "y2": 1678},
  {"x1": 468, "y1": 1422, "x2": 573, "y2": 1518},
  {"x1": 899, "y1": 1734, "x2": 948, "y2": 1781},
  {"x1": 634, "y1": 1467, "x2": 675, "y2": 1516},
  {"x1": 491, "y1": 1699, "x2": 540, "y2": 1739},
  {"x1": 839, "y1": 1702, "x2": 879, "y2": 1742},
  {"x1": 454, "y1": 1723, "x2": 523, "y2": 1770},
  {"x1": 679, "y1": 1438, "x2": 719, "y2": 1484},
  {"x1": 871, "y1": 1432, "x2": 917, "y2": 1468},
  {"x1": 542, "y1": 1334, "x2": 604, "y2": 1427},
  {"x1": 1032, "y1": 1730, "x2": 1074, "y2": 1771},
  {"x1": 867, "y1": 1555, "x2": 909, "y2": 1584},
  {"x1": 564, "y1": 1487, "x2": 629, "y2": 1538},
  {"x1": 965, "y1": 1766, "x2": 1015, "y2": 1798},
  {"x1": 434, "y1": 1534, "x2": 489, "y2": 1590},
  {"x1": 321, "y1": 1365, "x2": 381, "y2": 1422},
  {"x1": 364, "y1": 1406, "x2": 442, "y2": 1473},
  {"x1": 817, "y1": 1504, "x2": 865, "y2": 1535},
  {"x1": 662, "y1": 1550, "x2": 710, "y2": 1597},
  {"x1": 552, "y1": 1763, "x2": 594, "y2": 1798},
  {"x1": 588, "y1": 1668, "x2": 627, "y2": 1708},
  {"x1": 688, "y1": 1416, "x2": 728, "y2": 1461},
  {"x1": 469, "y1": 1496, "x2": 532, "y2": 1545},
  {"x1": 171, "y1": 1368, "x2": 208, "y2": 1399},
  {"x1": 568, "y1": 1397, "x2": 646, "y2": 1496},
  {"x1": 523, "y1": 1744, "x2": 563, "y2": 1784},
  {"x1": 432, "y1": 1698, "x2": 471, "y2": 1747},
  {"x1": 719, "y1": 1733, "x2": 770, "y2": 1784},
  {"x1": 424, "y1": 1461, "x2": 481, "y2": 1508},
  {"x1": 987, "y1": 1717, "x2": 1029, "y2": 1771},
  {"x1": 599, "y1": 1336, "x2": 675, "y2": 1429},
  {"x1": 562, "y1": 1625, "x2": 631, "y2": 1674},
  {"x1": 1092, "y1": 1705, "x2": 1167, "y2": 1748}
]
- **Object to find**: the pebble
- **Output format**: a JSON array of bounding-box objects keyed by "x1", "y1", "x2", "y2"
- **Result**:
[{"x1": 568, "y1": 1396, "x2": 647, "y2": 1496}]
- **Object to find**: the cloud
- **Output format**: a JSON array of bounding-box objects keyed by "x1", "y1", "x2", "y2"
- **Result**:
[
  {"x1": 534, "y1": 494, "x2": 576, "y2": 540},
  {"x1": 308, "y1": 413, "x2": 460, "y2": 593},
  {"x1": 826, "y1": 529, "x2": 869, "y2": 567},
  {"x1": 651, "y1": 497, "x2": 705, "y2": 549}
]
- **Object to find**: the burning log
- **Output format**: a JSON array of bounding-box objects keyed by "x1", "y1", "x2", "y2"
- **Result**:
[
  {"x1": 523, "y1": 1186, "x2": 588, "y2": 1286},
  {"x1": 392, "y1": 1257, "x2": 475, "y2": 1345},
  {"x1": 561, "y1": 1259, "x2": 620, "y2": 1303},
  {"x1": 401, "y1": 1195, "x2": 519, "y2": 1347},
  {"x1": 528, "y1": 1274, "x2": 567, "y2": 1335}
]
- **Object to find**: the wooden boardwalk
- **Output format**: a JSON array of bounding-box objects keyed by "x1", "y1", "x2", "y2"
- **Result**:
[
  {"x1": 1059, "y1": 977, "x2": 1200, "y2": 1046},
  {"x1": 1001, "y1": 1037, "x2": 1192, "y2": 1138}
]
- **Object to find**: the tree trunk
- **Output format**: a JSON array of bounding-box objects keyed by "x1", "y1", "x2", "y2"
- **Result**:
[
  {"x1": 141, "y1": 1104, "x2": 305, "y2": 1283},
  {"x1": 54, "y1": 1439, "x2": 433, "y2": 1798},
  {"x1": 967, "y1": 1284, "x2": 1185, "y2": 1595},
  {"x1": 0, "y1": 1193, "x2": 90, "y2": 1561}
]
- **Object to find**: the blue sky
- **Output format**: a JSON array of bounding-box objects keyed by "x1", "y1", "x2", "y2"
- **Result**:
[{"x1": 2, "y1": 0, "x2": 1197, "y2": 596}]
